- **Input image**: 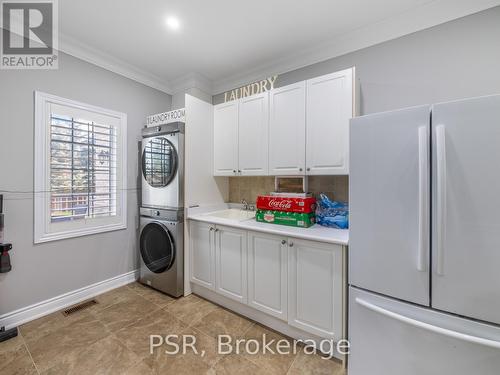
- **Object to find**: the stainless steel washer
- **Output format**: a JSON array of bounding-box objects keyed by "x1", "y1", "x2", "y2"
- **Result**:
[
  {"x1": 141, "y1": 122, "x2": 184, "y2": 209},
  {"x1": 139, "y1": 207, "x2": 183, "y2": 297}
]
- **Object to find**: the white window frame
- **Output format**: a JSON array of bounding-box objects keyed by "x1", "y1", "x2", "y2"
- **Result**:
[{"x1": 34, "y1": 91, "x2": 127, "y2": 243}]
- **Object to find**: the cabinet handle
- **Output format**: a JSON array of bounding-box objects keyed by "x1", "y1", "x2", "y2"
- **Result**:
[
  {"x1": 289, "y1": 241, "x2": 294, "y2": 247},
  {"x1": 299, "y1": 168, "x2": 303, "y2": 172},
  {"x1": 307, "y1": 167, "x2": 311, "y2": 172},
  {"x1": 281, "y1": 240, "x2": 287, "y2": 245},
  {"x1": 238, "y1": 170, "x2": 241, "y2": 173},
  {"x1": 233, "y1": 170, "x2": 236, "y2": 173},
  {"x1": 209, "y1": 227, "x2": 214, "y2": 231},
  {"x1": 214, "y1": 228, "x2": 220, "y2": 233}
]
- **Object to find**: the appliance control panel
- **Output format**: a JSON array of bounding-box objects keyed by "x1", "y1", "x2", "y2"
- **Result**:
[{"x1": 140, "y1": 207, "x2": 183, "y2": 222}]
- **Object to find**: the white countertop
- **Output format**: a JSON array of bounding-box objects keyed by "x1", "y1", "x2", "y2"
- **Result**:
[{"x1": 187, "y1": 205, "x2": 348, "y2": 246}]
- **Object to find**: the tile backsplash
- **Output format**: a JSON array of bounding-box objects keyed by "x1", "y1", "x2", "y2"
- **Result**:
[{"x1": 228, "y1": 176, "x2": 349, "y2": 204}]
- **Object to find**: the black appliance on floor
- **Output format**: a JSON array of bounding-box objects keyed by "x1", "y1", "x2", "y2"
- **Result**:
[{"x1": 0, "y1": 194, "x2": 17, "y2": 343}]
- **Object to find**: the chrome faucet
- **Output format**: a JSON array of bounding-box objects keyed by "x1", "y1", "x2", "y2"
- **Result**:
[
  {"x1": 241, "y1": 199, "x2": 255, "y2": 211},
  {"x1": 241, "y1": 199, "x2": 249, "y2": 211}
]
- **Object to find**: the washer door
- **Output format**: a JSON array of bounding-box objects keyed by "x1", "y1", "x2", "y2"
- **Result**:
[
  {"x1": 140, "y1": 222, "x2": 176, "y2": 273},
  {"x1": 142, "y1": 136, "x2": 178, "y2": 188}
]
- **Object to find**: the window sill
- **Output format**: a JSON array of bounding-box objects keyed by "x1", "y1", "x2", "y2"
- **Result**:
[{"x1": 34, "y1": 222, "x2": 127, "y2": 244}]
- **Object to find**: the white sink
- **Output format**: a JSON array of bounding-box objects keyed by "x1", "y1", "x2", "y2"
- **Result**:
[{"x1": 204, "y1": 208, "x2": 255, "y2": 221}]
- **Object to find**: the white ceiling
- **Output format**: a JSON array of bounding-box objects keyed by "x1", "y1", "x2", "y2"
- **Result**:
[{"x1": 59, "y1": 0, "x2": 500, "y2": 94}]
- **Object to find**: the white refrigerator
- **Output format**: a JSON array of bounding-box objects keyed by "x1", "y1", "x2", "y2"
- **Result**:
[{"x1": 348, "y1": 95, "x2": 500, "y2": 375}]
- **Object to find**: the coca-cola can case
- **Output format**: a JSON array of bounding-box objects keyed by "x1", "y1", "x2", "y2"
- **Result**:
[
  {"x1": 256, "y1": 195, "x2": 316, "y2": 213},
  {"x1": 256, "y1": 210, "x2": 315, "y2": 228}
]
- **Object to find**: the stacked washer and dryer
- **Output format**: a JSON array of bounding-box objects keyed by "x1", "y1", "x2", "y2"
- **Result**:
[{"x1": 138, "y1": 122, "x2": 184, "y2": 297}]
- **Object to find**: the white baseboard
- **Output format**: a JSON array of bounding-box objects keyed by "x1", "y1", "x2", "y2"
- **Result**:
[
  {"x1": 0, "y1": 269, "x2": 139, "y2": 330},
  {"x1": 191, "y1": 284, "x2": 345, "y2": 362}
]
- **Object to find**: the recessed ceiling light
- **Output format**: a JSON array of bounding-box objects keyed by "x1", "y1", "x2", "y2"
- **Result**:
[{"x1": 166, "y1": 16, "x2": 180, "y2": 31}]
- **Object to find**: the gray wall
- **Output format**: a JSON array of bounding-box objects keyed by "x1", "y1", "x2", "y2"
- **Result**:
[
  {"x1": 0, "y1": 52, "x2": 171, "y2": 314},
  {"x1": 214, "y1": 6, "x2": 500, "y2": 114}
]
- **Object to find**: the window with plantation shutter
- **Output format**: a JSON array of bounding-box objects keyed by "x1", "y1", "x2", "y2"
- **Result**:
[
  {"x1": 50, "y1": 116, "x2": 116, "y2": 221},
  {"x1": 34, "y1": 92, "x2": 127, "y2": 243}
]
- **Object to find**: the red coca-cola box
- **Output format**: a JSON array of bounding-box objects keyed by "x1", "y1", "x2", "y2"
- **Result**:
[{"x1": 256, "y1": 195, "x2": 316, "y2": 213}]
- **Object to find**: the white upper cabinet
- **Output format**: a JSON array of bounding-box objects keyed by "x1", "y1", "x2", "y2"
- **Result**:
[
  {"x1": 214, "y1": 68, "x2": 355, "y2": 177},
  {"x1": 269, "y1": 82, "x2": 306, "y2": 175},
  {"x1": 238, "y1": 92, "x2": 269, "y2": 175},
  {"x1": 306, "y1": 68, "x2": 354, "y2": 175},
  {"x1": 213, "y1": 101, "x2": 239, "y2": 176}
]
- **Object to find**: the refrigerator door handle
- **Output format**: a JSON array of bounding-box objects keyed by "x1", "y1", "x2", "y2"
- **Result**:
[
  {"x1": 436, "y1": 125, "x2": 447, "y2": 275},
  {"x1": 356, "y1": 297, "x2": 500, "y2": 350},
  {"x1": 417, "y1": 126, "x2": 429, "y2": 272}
]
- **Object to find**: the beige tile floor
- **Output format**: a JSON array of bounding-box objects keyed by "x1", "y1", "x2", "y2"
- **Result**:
[{"x1": 0, "y1": 282, "x2": 345, "y2": 374}]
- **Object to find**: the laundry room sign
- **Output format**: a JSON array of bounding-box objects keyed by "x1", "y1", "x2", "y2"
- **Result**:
[
  {"x1": 223, "y1": 75, "x2": 278, "y2": 102},
  {"x1": 146, "y1": 108, "x2": 185, "y2": 127}
]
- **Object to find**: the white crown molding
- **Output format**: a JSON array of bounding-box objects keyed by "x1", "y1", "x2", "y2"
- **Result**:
[
  {"x1": 170, "y1": 72, "x2": 214, "y2": 95},
  {"x1": 59, "y1": 33, "x2": 173, "y2": 94},
  {"x1": 211, "y1": 0, "x2": 500, "y2": 94},
  {"x1": 51, "y1": 0, "x2": 499, "y2": 96}
]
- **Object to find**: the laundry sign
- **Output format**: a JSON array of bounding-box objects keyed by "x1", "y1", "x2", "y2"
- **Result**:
[
  {"x1": 223, "y1": 75, "x2": 278, "y2": 102},
  {"x1": 146, "y1": 108, "x2": 185, "y2": 127}
]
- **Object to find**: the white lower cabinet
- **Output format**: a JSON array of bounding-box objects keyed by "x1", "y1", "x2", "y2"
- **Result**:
[
  {"x1": 189, "y1": 220, "x2": 344, "y2": 341},
  {"x1": 215, "y1": 225, "x2": 248, "y2": 303},
  {"x1": 247, "y1": 231, "x2": 288, "y2": 320},
  {"x1": 189, "y1": 221, "x2": 215, "y2": 290},
  {"x1": 288, "y1": 239, "x2": 343, "y2": 340}
]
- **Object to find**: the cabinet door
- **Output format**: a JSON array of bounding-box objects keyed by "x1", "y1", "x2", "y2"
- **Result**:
[
  {"x1": 269, "y1": 82, "x2": 306, "y2": 175},
  {"x1": 288, "y1": 239, "x2": 343, "y2": 340},
  {"x1": 215, "y1": 225, "x2": 247, "y2": 303},
  {"x1": 238, "y1": 92, "x2": 269, "y2": 176},
  {"x1": 306, "y1": 68, "x2": 353, "y2": 175},
  {"x1": 189, "y1": 221, "x2": 215, "y2": 290},
  {"x1": 247, "y1": 231, "x2": 288, "y2": 320},
  {"x1": 213, "y1": 101, "x2": 238, "y2": 176}
]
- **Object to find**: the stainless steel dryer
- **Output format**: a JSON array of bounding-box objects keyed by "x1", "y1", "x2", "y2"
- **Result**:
[
  {"x1": 139, "y1": 207, "x2": 183, "y2": 297},
  {"x1": 141, "y1": 122, "x2": 184, "y2": 209}
]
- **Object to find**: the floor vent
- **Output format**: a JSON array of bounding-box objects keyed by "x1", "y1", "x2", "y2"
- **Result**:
[{"x1": 62, "y1": 300, "x2": 98, "y2": 316}]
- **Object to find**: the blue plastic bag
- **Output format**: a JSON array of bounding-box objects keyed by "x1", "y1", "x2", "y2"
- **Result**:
[{"x1": 315, "y1": 193, "x2": 349, "y2": 229}]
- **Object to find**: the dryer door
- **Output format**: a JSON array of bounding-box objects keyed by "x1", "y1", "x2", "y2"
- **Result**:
[
  {"x1": 140, "y1": 222, "x2": 175, "y2": 273},
  {"x1": 142, "y1": 136, "x2": 178, "y2": 188}
]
